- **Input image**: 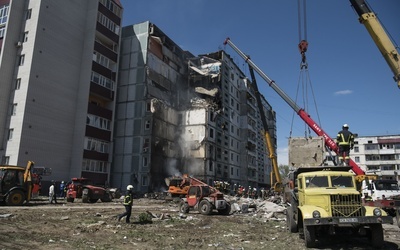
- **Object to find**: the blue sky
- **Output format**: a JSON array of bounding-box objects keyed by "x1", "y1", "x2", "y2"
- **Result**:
[{"x1": 120, "y1": 0, "x2": 400, "y2": 166}]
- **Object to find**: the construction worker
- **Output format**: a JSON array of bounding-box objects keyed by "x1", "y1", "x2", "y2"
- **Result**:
[
  {"x1": 49, "y1": 181, "x2": 57, "y2": 204},
  {"x1": 118, "y1": 185, "x2": 134, "y2": 223},
  {"x1": 336, "y1": 124, "x2": 354, "y2": 165}
]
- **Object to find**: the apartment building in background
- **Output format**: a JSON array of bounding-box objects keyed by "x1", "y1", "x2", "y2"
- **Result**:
[
  {"x1": 0, "y1": 0, "x2": 122, "y2": 184},
  {"x1": 352, "y1": 135, "x2": 400, "y2": 182}
]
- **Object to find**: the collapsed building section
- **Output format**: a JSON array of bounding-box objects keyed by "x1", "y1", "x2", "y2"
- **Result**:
[{"x1": 115, "y1": 22, "x2": 277, "y2": 194}]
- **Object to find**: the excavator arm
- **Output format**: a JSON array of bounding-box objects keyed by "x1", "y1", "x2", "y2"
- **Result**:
[
  {"x1": 223, "y1": 38, "x2": 365, "y2": 176},
  {"x1": 350, "y1": 0, "x2": 400, "y2": 87}
]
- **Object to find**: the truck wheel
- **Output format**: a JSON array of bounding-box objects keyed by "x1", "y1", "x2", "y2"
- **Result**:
[
  {"x1": 198, "y1": 200, "x2": 212, "y2": 215},
  {"x1": 89, "y1": 199, "x2": 98, "y2": 203},
  {"x1": 396, "y1": 208, "x2": 400, "y2": 228},
  {"x1": 286, "y1": 208, "x2": 298, "y2": 233},
  {"x1": 101, "y1": 193, "x2": 112, "y2": 202},
  {"x1": 304, "y1": 225, "x2": 316, "y2": 248},
  {"x1": 66, "y1": 197, "x2": 74, "y2": 202},
  {"x1": 82, "y1": 189, "x2": 89, "y2": 203},
  {"x1": 218, "y1": 203, "x2": 231, "y2": 215},
  {"x1": 369, "y1": 224, "x2": 384, "y2": 248},
  {"x1": 6, "y1": 190, "x2": 25, "y2": 206},
  {"x1": 179, "y1": 201, "x2": 190, "y2": 214}
]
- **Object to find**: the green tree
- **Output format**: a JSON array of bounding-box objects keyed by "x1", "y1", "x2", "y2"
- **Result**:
[{"x1": 279, "y1": 164, "x2": 290, "y2": 178}]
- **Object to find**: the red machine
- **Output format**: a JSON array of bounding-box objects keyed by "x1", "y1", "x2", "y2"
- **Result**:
[
  {"x1": 224, "y1": 37, "x2": 364, "y2": 175},
  {"x1": 66, "y1": 177, "x2": 112, "y2": 203},
  {"x1": 178, "y1": 176, "x2": 231, "y2": 215}
]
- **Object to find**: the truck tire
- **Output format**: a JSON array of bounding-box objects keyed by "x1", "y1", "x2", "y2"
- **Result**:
[
  {"x1": 82, "y1": 189, "x2": 89, "y2": 203},
  {"x1": 66, "y1": 197, "x2": 74, "y2": 202},
  {"x1": 179, "y1": 201, "x2": 190, "y2": 214},
  {"x1": 369, "y1": 224, "x2": 384, "y2": 248},
  {"x1": 396, "y1": 208, "x2": 400, "y2": 228},
  {"x1": 198, "y1": 200, "x2": 212, "y2": 215},
  {"x1": 304, "y1": 225, "x2": 316, "y2": 248},
  {"x1": 286, "y1": 207, "x2": 298, "y2": 233},
  {"x1": 101, "y1": 193, "x2": 112, "y2": 202},
  {"x1": 6, "y1": 190, "x2": 25, "y2": 206},
  {"x1": 218, "y1": 203, "x2": 231, "y2": 215}
]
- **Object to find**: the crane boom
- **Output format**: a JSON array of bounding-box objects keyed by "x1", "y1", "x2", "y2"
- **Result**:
[
  {"x1": 248, "y1": 66, "x2": 282, "y2": 191},
  {"x1": 350, "y1": 0, "x2": 400, "y2": 87},
  {"x1": 223, "y1": 37, "x2": 365, "y2": 176}
]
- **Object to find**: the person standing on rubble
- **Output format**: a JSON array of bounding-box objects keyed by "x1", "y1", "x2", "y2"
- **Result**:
[
  {"x1": 117, "y1": 185, "x2": 134, "y2": 223},
  {"x1": 336, "y1": 124, "x2": 354, "y2": 165}
]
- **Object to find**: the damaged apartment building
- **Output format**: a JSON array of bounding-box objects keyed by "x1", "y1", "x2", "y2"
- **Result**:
[{"x1": 114, "y1": 21, "x2": 277, "y2": 194}]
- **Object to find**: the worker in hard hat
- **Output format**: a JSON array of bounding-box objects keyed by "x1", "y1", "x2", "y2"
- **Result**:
[
  {"x1": 117, "y1": 185, "x2": 134, "y2": 223},
  {"x1": 336, "y1": 124, "x2": 354, "y2": 165}
]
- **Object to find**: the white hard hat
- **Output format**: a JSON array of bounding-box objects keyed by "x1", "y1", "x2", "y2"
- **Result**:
[
  {"x1": 343, "y1": 124, "x2": 349, "y2": 128},
  {"x1": 127, "y1": 185, "x2": 134, "y2": 191}
]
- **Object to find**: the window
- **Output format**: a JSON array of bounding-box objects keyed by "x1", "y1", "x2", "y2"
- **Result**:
[
  {"x1": 143, "y1": 157, "x2": 148, "y2": 167},
  {"x1": 11, "y1": 103, "x2": 17, "y2": 115},
  {"x1": 86, "y1": 114, "x2": 111, "y2": 131},
  {"x1": 23, "y1": 31, "x2": 28, "y2": 42},
  {"x1": 145, "y1": 120, "x2": 150, "y2": 130},
  {"x1": 25, "y1": 9, "x2": 32, "y2": 20},
  {"x1": 141, "y1": 176, "x2": 148, "y2": 186},
  {"x1": 7, "y1": 129, "x2": 13, "y2": 140},
  {"x1": 3, "y1": 156, "x2": 9, "y2": 165},
  {"x1": 209, "y1": 128, "x2": 214, "y2": 138},
  {"x1": 15, "y1": 78, "x2": 21, "y2": 90},
  {"x1": 82, "y1": 159, "x2": 109, "y2": 173},
  {"x1": 354, "y1": 146, "x2": 359, "y2": 153},
  {"x1": 355, "y1": 156, "x2": 360, "y2": 162},
  {"x1": 19, "y1": 55, "x2": 25, "y2": 66},
  {"x1": 0, "y1": 5, "x2": 9, "y2": 24},
  {"x1": 305, "y1": 176, "x2": 329, "y2": 188},
  {"x1": 0, "y1": 26, "x2": 5, "y2": 38},
  {"x1": 97, "y1": 12, "x2": 120, "y2": 34}
]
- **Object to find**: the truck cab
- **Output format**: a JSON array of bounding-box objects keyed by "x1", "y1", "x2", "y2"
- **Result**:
[
  {"x1": 285, "y1": 166, "x2": 393, "y2": 248},
  {"x1": 361, "y1": 179, "x2": 400, "y2": 201}
]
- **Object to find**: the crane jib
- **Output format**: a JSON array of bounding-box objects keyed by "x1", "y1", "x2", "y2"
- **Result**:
[{"x1": 223, "y1": 37, "x2": 366, "y2": 176}]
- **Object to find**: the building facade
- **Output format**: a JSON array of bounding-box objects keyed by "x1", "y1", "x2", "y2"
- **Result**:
[
  {"x1": 0, "y1": 0, "x2": 122, "y2": 184},
  {"x1": 352, "y1": 135, "x2": 400, "y2": 182},
  {"x1": 115, "y1": 22, "x2": 277, "y2": 193}
]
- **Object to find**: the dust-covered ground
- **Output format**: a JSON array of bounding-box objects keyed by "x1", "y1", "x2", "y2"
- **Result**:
[{"x1": 0, "y1": 196, "x2": 399, "y2": 250}]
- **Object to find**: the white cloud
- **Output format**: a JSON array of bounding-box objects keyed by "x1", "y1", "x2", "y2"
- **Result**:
[{"x1": 334, "y1": 90, "x2": 353, "y2": 95}]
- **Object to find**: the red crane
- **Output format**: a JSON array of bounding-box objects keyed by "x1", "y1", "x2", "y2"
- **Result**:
[{"x1": 223, "y1": 38, "x2": 365, "y2": 176}]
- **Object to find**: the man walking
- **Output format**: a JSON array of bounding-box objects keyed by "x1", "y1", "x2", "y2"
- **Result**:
[
  {"x1": 49, "y1": 181, "x2": 57, "y2": 204},
  {"x1": 117, "y1": 185, "x2": 134, "y2": 223},
  {"x1": 336, "y1": 124, "x2": 354, "y2": 165}
]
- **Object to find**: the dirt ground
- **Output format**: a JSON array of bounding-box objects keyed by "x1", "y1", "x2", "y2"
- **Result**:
[{"x1": 0, "y1": 196, "x2": 399, "y2": 250}]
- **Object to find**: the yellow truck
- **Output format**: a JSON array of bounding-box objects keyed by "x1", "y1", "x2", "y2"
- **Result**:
[{"x1": 285, "y1": 166, "x2": 393, "y2": 248}]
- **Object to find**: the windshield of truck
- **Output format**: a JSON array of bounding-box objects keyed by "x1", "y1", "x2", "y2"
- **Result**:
[
  {"x1": 331, "y1": 175, "x2": 353, "y2": 188},
  {"x1": 305, "y1": 176, "x2": 329, "y2": 188},
  {"x1": 376, "y1": 181, "x2": 399, "y2": 191}
]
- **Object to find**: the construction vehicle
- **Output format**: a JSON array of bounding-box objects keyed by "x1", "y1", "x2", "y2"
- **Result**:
[
  {"x1": 224, "y1": 38, "x2": 398, "y2": 247},
  {"x1": 66, "y1": 177, "x2": 112, "y2": 203},
  {"x1": 0, "y1": 161, "x2": 34, "y2": 206},
  {"x1": 361, "y1": 178, "x2": 400, "y2": 216},
  {"x1": 31, "y1": 166, "x2": 52, "y2": 197},
  {"x1": 349, "y1": 0, "x2": 400, "y2": 88},
  {"x1": 165, "y1": 174, "x2": 191, "y2": 197},
  {"x1": 285, "y1": 166, "x2": 392, "y2": 248},
  {"x1": 178, "y1": 175, "x2": 231, "y2": 215}
]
